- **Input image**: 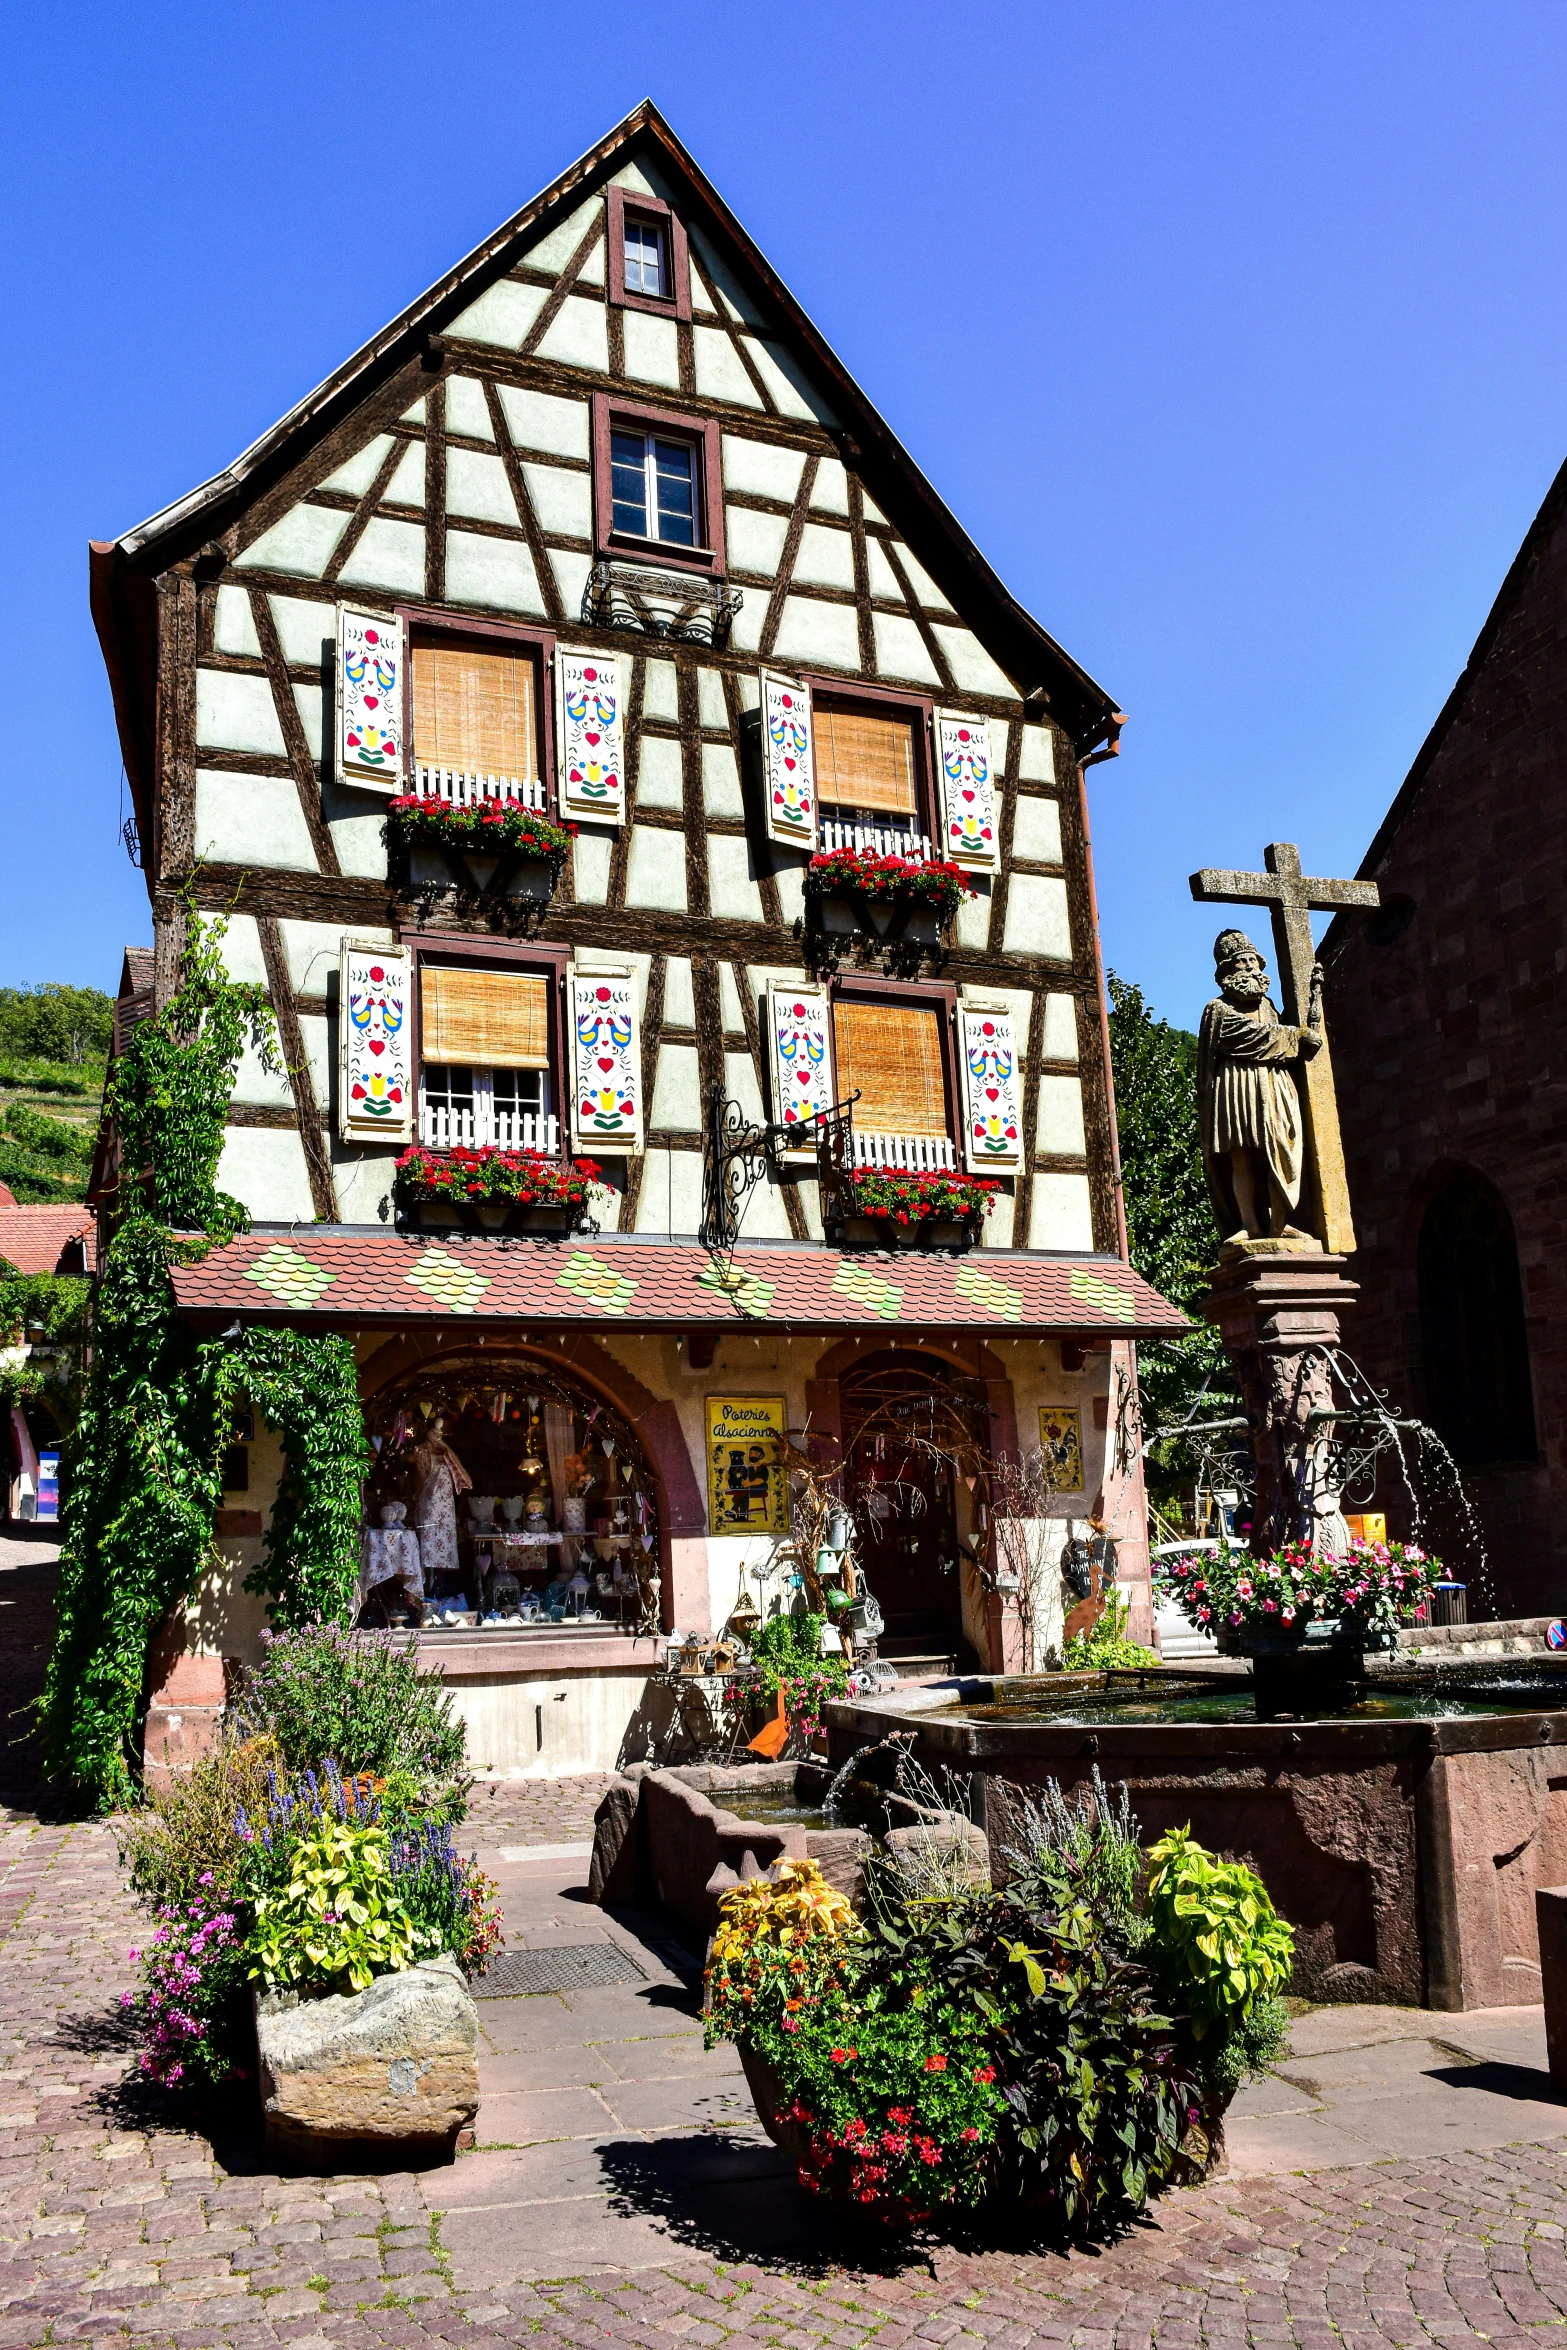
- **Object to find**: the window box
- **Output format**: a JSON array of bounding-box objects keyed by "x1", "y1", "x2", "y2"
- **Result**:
[
  {"x1": 837, "y1": 1165, "x2": 1000, "y2": 1246},
  {"x1": 394, "y1": 1143, "x2": 600, "y2": 1237},
  {"x1": 806, "y1": 846, "x2": 974, "y2": 924},
  {"x1": 388, "y1": 793, "x2": 574, "y2": 898}
]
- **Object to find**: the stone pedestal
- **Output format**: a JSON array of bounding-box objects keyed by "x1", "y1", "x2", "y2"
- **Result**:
[{"x1": 1198, "y1": 1249, "x2": 1360, "y2": 1553}]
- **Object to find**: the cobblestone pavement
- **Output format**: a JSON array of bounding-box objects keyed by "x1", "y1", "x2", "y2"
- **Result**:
[{"x1": 0, "y1": 1785, "x2": 1564, "y2": 2346}]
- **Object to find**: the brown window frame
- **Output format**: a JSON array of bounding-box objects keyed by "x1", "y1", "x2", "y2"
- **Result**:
[
  {"x1": 606, "y1": 186, "x2": 692, "y2": 321},
  {"x1": 395, "y1": 606, "x2": 559, "y2": 814},
  {"x1": 401, "y1": 933, "x2": 573, "y2": 1158},
  {"x1": 591, "y1": 393, "x2": 726, "y2": 577},
  {"x1": 806, "y1": 676, "x2": 937, "y2": 842},
  {"x1": 827, "y1": 973, "x2": 959, "y2": 1144}
]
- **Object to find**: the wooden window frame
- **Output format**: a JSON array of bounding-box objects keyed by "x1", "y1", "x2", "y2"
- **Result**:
[
  {"x1": 396, "y1": 605, "x2": 559, "y2": 812},
  {"x1": 606, "y1": 186, "x2": 692, "y2": 321},
  {"x1": 827, "y1": 974, "x2": 959, "y2": 1143},
  {"x1": 591, "y1": 393, "x2": 726, "y2": 577},
  {"x1": 401, "y1": 933, "x2": 573, "y2": 1157},
  {"x1": 806, "y1": 675, "x2": 937, "y2": 840}
]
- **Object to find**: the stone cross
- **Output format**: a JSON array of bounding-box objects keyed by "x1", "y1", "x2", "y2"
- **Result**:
[{"x1": 1189, "y1": 842, "x2": 1380, "y2": 1255}]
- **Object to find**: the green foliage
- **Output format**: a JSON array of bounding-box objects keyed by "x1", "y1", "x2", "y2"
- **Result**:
[
  {"x1": 0, "y1": 984, "x2": 113, "y2": 1068},
  {"x1": 0, "y1": 1267, "x2": 91, "y2": 1426},
  {"x1": 1062, "y1": 1591, "x2": 1159, "y2": 1672},
  {"x1": 232, "y1": 1623, "x2": 467, "y2": 1794},
  {"x1": 4, "y1": 1103, "x2": 94, "y2": 1168},
  {"x1": 1144, "y1": 1825, "x2": 1296, "y2": 2039},
  {"x1": 116, "y1": 1737, "x2": 283, "y2": 1913},
  {"x1": 223, "y1": 1334, "x2": 371, "y2": 1626},
  {"x1": 1106, "y1": 972, "x2": 1236, "y2": 1448},
  {"x1": 997, "y1": 1767, "x2": 1144, "y2": 1935},
  {"x1": 249, "y1": 1813, "x2": 440, "y2": 1993},
  {"x1": 750, "y1": 1608, "x2": 849, "y2": 1728}
]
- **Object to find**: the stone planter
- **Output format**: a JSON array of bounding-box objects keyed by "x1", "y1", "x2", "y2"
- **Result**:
[{"x1": 253, "y1": 1954, "x2": 479, "y2": 2165}]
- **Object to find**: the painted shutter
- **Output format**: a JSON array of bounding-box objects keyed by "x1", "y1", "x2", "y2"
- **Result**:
[
  {"x1": 339, "y1": 940, "x2": 413, "y2": 1143},
  {"x1": 760, "y1": 673, "x2": 817, "y2": 848},
  {"x1": 766, "y1": 980, "x2": 832, "y2": 1154},
  {"x1": 568, "y1": 964, "x2": 642, "y2": 1152},
  {"x1": 958, "y1": 1001, "x2": 1023, "y2": 1172},
  {"x1": 337, "y1": 608, "x2": 408, "y2": 792},
  {"x1": 936, "y1": 710, "x2": 999, "y2": 871},
  {"x1": 555, "y1": 648, "x2": 626, "y2": 823}
]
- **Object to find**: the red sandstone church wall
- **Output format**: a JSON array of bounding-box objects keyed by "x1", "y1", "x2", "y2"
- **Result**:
[{"x1": 1322, "y1": 481, "x2": 1567, "y2": 1617}]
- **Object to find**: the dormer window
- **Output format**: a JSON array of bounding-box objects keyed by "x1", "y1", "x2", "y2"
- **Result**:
[
  {"x1": 610, "y1": 428, "x2": 697, "y2": 548},
  {"x1": 606, "y1": 188, "x2": 691, "y2": 320},
  {"x1": 623, "y1": 217, "x2": 667, "y2": 300}
]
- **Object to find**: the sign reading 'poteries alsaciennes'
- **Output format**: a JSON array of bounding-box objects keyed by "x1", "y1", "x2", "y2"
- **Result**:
[{"x1": 705, "y1": 1395, "x2": 789, "y2": 1534}]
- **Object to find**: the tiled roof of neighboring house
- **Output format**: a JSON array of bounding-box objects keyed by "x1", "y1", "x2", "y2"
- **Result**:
[
  {"x1": 0, "y1": 1206, "x2": 96, "y2": 1277},
  {"x1": 170, "y1": 1232, "x2": 1185, "y2": 1335}
]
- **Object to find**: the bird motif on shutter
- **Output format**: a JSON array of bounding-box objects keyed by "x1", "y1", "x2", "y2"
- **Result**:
[
  {"x1": 761, "y1": 673, "x2": 817, "y2": 847},
  {"x1": 959, "y1": 1003, "x2": 1022, "y2": 1171},
  {"x1": 556, "y1": 650, "x2": 625, "y2": 823},
  {"x1": 767, "y1": 981, "x2": 832, "y2": 1154},
  {"x1": 937, "y1": 711, "x2": 998, "y2": 871},
  {"x1": 337, "y1": 609, "x2": 407, "y2": 791},
  {"x1": 569, "y1": 968, "x2": 641, "y2": 1151},
  {"x1": 340, "y1": 941, "x2": 412, "y2": 1143}
]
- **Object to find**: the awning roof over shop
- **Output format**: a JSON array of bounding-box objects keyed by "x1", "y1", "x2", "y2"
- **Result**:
[{"x1": 169, "y1": 1231, "x2": 1186, "y2": 1337}]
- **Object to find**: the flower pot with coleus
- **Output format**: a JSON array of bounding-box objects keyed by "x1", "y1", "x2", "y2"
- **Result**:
[
  {"x1": 386, "y1": 796, "x2": 575, "y2": 884},
  {"x1": 394, "y1": 1145, "x2": 601, "y2": 1227},
  {"x1": 1160, "y1": 1535, "x2": 1439, "y2": 1649},
  {"x1": 841, "y1": 1166, "x2": 999, "y2": 1233},
  {"x1": 805, "y1": 847, "x2": 975, "y2": 924}
]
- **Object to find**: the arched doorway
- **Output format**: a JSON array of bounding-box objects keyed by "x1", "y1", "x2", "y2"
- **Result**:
[
  {"x1": 838, "y1": 1352, "x2": 987, "y2": 1672},
  {"x1": 361, "y1": 1351, "x2": 662, "y2": 1630},
  {"x1": 1417, "y1": 1169, "x2": 1537, "y2": 1466}
]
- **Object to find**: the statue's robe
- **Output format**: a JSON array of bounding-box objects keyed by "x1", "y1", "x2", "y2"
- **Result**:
[{"x1": 1197, "y1": 994, "x2": 1309, "y2": 1235}]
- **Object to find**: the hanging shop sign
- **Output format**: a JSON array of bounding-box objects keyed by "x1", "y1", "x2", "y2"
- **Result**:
[{"x1": 705, "y1": 1396, "x2": 789, "y2": 1536}]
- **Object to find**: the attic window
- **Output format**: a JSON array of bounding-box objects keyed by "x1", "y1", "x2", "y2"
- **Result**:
[
  {"x1": 623, "y1": 217, "x2": 666, "y2": 301},
  {"x1": 606, "y1": 187, "x2": 691, "y2": 320}
]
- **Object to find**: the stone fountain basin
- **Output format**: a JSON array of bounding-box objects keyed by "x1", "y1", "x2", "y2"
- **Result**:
[{"x1": 825, "y1": 1674, "x2": 1567, "y2": 2012}]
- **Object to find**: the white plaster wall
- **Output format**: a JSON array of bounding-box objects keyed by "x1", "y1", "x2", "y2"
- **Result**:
[
  {"x1": 1013, "y1": 797, "x2": 1063, "y2": 864},
  {"x1": 1019, "y1": 725, "x2": 1057, "y2": 783},
  {"x1": 633, "y1": 1146, "x2": 704, "y2": 1235},
  {"x1": 642, "y1": 660, "x2": 679, "y2": 721},
  {"x1": 446, "y1": 448, "x2": 517, "y2": 527},
  {"x1": 792, "y1": 523, "x2": 855, "y2": 591},
  {"x1": 635, "y1": 735, "x2": 684, "y2": 810},
  {"x1": 934, "y1": 625, "x2": 1018, "y2": 701},
  {"x1": 651, "y1": 1043, "x2": 702, "y2": 1131},
  {"x1": 444, "y1": 376, "x2": 494, "y2": 440},
  {"x1": 214, "y1": 586, "x2": 261, "y2": 656},
  {"x1": 236, "y1": 506, "x2": 348, "y2": 578},
  {"x1": 217, "y1": 1126, "x2": 316, "y2": 1223},
  {"x1": 701, "y1": 744, "x2": 743, "y2": 818},
  {"x1": 446, "y1": 532, "x2": 544, "y2": 615},
  {"x1": 523, "y1": 463, "x2": 592, "y2": 537},
  {"x1": 497, "y1": 385, "x2": 590, "y2": 460},
  {"x1": 696, "y1": 670, "x2": 728, "y2": 729},
  {"x1": 196, "y1": 671, "x2": 285, "y2": 758},
  {"x1": 707, "y1": 835, "x2": 765, "y2": 922},
  {"x1": 750, "y1": 338, "x2": 832, "y2": 424},
  {"x1": 1036, "y1": 1075, "x2": 1088, "y2": 1156},
  {"x1": 522, "y1": 195, "x2": 602, "y2": 274},
  {"x1": 864, "y1": 540, "x2": 903, "y2": 601},
  {"x1": 694, "y1": 328, "x2": 763, "y2": 408},
  {"x1": 626, "y1": 827, "x2": 689, "y2": 911},
  {"x1": 323, "y1": 788, "x2": 391, "y2": 879},
  {"x1": 662, "y1": 957, "x2": 695, "y2": 1027},
  {"x1": 281, "y1": 918, "x2": 379, "y2": 994},
  {"x1": 229, "y1": 1031, "x2": 292, "y2": 1110},
  {"x1": 449, "y1": 279, "x2": 547, "y2": 350},
  {"x1": 321, "y1": 435, "x2": 393, "y2": 497},
  {"x1": 218, "y1": 914, "x2": 270, "y2": 988},
  {"x1": 332, "y1": 1147, "x2": 398, "y2": 1225},
  {"x1": 384, "y1": 444, "x2": 424, "y2": 506},
  {"x1": 548, "y1": 549, "x2": 593, "y2": 613},
  {"x1": 873, "y1": 613, "x2": 939, "y2": 685},
  {"x1": 1029, "y1": 1173, "x2": 1096, "y2": 1252},
  {"x1": 339, "y1": 519, "x2": 424, "y2": 596},
  {"x1": 895, "y1": 547, "x2": 952, "y2": 613},
  {"x1": 722, "y1": 436, "x2": 804, "y2": 502},
  {"x1": 572, "y1": 828, "x2": 613, "y2": 904},
  {"x1": 269, "y1": 595, "x2": 334, "y2": 666},
  {"x1": 726, "y1": 508, "x2": 788, "y2": 573},
  {"x1": 623, "y1": 310, "x2": 681, "y2": 389},
  {"x1": 1003, "y1": 875, "x2": 1071, "y2": 960},
  {"x1": 1042, "y1": 994, "x2": 1079, "y2": 1061},
  {"x1": 954, "y1": 877, "x2": 992, "y2": 951},
  {"x1": 195, "y1": 772, "x2": 316, "y2": 871},
  {"x1": 773, "y1": 597, "x2": 859, "y2": 671},
  {"x1": 536, "y1": 296, "x2": 608, "y2": 373},
  {"x1": 810, "y1": 459, "x2": 850, "y2": 516}
]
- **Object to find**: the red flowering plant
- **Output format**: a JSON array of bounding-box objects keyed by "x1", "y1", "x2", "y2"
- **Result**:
[
  {"x1": 843, "y1": 1166, "x2": 999, "y2": 1228},
  {"x1": 806, "y1": 846, "x2": 975, "y2": 922},
  {"x1": 394, "y1": 1144, "x2": 601, "y2": 1209},
  {"x1": 1161, "y1": 1536, "x2": 1440, "y2": 1644},
  {"x1": 387, "y1": 795, "x2": 575, "y2": 863}
]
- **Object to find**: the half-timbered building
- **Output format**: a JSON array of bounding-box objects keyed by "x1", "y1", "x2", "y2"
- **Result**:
[{"x1": 91, "y1": 104, "x2": 1181, "y2": 1775}]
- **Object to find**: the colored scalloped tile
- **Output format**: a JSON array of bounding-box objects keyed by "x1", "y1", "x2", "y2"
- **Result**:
[
  {"x1": 830, "y1": 1260, "x2": 903, "y2": 1321},
  {"x1": 695, "y1": 1260, "x2": 778, "y2": 1320},
  {"x1": 1069, "y1": 1265, "x2": 1137, "y2": 1324},
  {"x1": 242, "y1": 1244, "x2": 336, "y2": 1308},
  {"x1": 405, "y1": 1248, "x2": 493, "y2": 1316},
  {"x1": 557, "y1": 1251, "x2": 638, "y2": 1317},
  {"x1": 953, "y1": 1263, "x2": 1024, "y2": 1323}
]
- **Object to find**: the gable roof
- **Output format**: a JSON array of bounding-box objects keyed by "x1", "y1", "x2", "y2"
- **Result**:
[
  {"x1": 0, "y1": 1204, "x2": 95, "y2": 1279},
  {"x1": 91, "y1": 101, "x2": 1120, "y2": 849}
]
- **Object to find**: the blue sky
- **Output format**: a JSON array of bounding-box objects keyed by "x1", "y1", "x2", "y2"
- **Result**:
[{"x1": 5, "y1": 1, "x2": 1565, "y2": 1025}]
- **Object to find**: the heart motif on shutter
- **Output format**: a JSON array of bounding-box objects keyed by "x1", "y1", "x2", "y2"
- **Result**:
[
  {"x1": 364, "y1": 696, "x2": 378, "y2": 711},
  {"x1": 784, "y1": 758, "x2": 796, "y2": 770},
  {"x1": 368, "y1": 1040, "x2": 385, "y2": 1057},
  {"x1": 598, "y1": 1057, "x2": 614, "y2": 1073},
  {"x1": 986, "y1": 1086, "x2": 998, "y2": 1101},
  {"x1": 585, "y1": 733, "x2": 601, "y2": 748}
]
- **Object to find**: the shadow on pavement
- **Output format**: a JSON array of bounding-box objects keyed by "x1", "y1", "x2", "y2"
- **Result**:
[
  {"x1": 597, "y1": 2131, "x2": 926, "y2": 2274},
  {"x1": 1426, "y1": 2060, "x2": 1567, "y2": 2104}
]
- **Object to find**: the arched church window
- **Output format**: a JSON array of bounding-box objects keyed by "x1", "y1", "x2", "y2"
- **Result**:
[{"x1": 1417, "y1": 1169, "x2": 1536, "y2": 1466}]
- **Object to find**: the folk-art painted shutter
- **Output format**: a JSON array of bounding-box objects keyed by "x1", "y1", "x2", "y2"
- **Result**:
[
  {"x1": 760, "y1": 673, "x2": 817, "y2": 848},
  {"x1": 766, "y1": 980, "x2": 832, "y2": 1154},
  {"x1": 339, "y1": 940, "x2": 413, "y2": 1143},
  {"x1": 568, "y1": 965, "x2": 642, "y2": 1152},
  {"x1": 958, "y1": 1002, "x2": 1023, "y2": 1172},
  {"x1": 555, "y1": 648, "x2": 626, "y2": 823},
  {"x1": 936, "y1": 710, "x2": 999, "y2": 871},
  {"x1": 336, "y1": 608, "x2": 408, "y2": 792}
]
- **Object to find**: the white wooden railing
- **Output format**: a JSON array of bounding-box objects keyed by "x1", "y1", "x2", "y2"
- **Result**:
[
  {"x1": 851, "y1": 1130, "x2": 957, "y2": 1173},
  {"x1": 414, "y1": 763, "x2": 547, "y2": 812},
  {"x1": 819, "y1": 817, "x2": 933, "y2": 861},
  {"x1": 419, "y1": 1103, "x2": 561, "y2": 1154}
]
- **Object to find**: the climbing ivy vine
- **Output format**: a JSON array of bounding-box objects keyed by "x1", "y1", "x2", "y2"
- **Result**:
[{"x1": 41, "y1": 891, "x2": 370, "y2": 1808}]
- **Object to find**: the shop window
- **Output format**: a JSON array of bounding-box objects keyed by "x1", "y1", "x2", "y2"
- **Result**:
[
  {"x1": 410, "y1": 631, "x2": 547, "y2": 811},
  {"x1": 418, "y1": 962, "x2": 557, "y2": 1153},
  {"x1": 1418, "y1": 1168, "x2": 1537, "y2": 1465},
  {"x1": 831, "y1": 989, "x2": 956, "y2": 1172},
  {"x1": 815, "y1": 696, "x2": 931, "y2": 860}
]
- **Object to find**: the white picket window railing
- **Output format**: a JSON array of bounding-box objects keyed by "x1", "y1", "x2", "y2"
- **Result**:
[
  {"x1": 419, "y1": 1102, "x2": 561, "y2": 1154},
  {"x1": 414, "y1": 763, "x2": 547, "y2": 812},
  {"x1": 819, "y1": 817, "x2": 933, "y2": 861},
  {"x1": 851, "y1": 1129, "x2": 957, "y2": 1173}
]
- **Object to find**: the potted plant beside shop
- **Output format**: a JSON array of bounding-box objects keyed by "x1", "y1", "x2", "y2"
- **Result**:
[
  {"x1": 837, "y1": 1165, "x2": 999, "y2": 1250},
  {"x1": 394, "y1": 1143, "x2": 601, "y2": 1236}
]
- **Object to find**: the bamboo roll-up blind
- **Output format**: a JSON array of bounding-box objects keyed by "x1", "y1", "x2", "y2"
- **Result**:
[
  {"x1": 832, "y1": 1000, "x2": 948, "y2": 1135},
  {"x1": 421, "y1": 968, "x2": 551, "y2": 1068},
  {"x1": 814, "y1": 703, "x2": 918, "y2": 815},
  {"x1": 413, "y1": 640, "x2": 538, "y2": 777}
]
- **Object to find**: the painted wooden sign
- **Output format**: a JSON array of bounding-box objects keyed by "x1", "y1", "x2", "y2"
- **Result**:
[
  {"x1": 958, "y1": 1003, "x2": 1023, "y2": 1172},
  {"x1": 1038, "y1": 1406, "x2": 1085, "y2": 1494},
  {"x1": 761, "y1": 672, "x2": 817, "y2": 847},
  {"x1": 766, "y1": 980, "x2": 833, "y2": 1157},
  {"x1": 936, "y1": 710, "x2": 998, "y2": 871},
  {"x1": 706, "y1": 1395, "x2": 789, "y2": 1535},
  {"x1": 556, "y1": 649, "x2": 625, "y2": 823},
  {"x1": 569, "y1": 967, "x2": 642, "y2": 1151},
  {"x1": 337, "y1": 608, "x2": 407, "y2": 792},
  {"x1": 339, "y1": 940, "x2": 413, "y2": 1142}
]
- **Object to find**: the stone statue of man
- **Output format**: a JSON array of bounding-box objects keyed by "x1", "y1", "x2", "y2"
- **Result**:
[{"x1": 1197, "y1": 929, "x2": 1324, "y2": 1245}]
